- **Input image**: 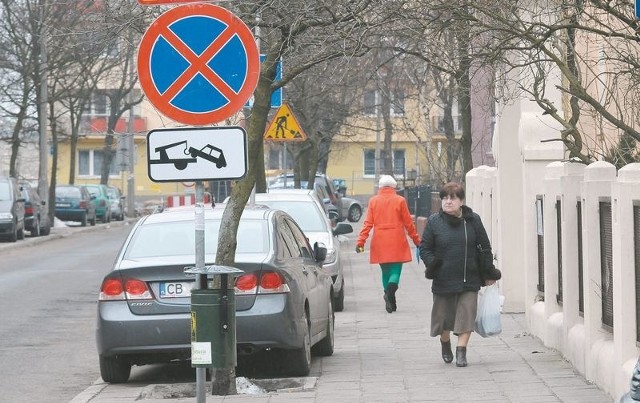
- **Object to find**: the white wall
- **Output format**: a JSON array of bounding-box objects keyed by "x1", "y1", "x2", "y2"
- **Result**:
[{"x1": 467, "y1": 161, "x2": 640, "y2": 400}]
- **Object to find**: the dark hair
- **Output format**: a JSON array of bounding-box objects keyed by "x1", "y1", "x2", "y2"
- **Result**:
[{"x1": 439, "y1": 182, "x2": 465, "y2": 200}]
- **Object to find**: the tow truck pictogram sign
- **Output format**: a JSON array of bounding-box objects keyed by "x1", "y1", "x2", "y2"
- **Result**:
[{"x1": 147, "y1": 126, "x2": 247, "y2": 182}]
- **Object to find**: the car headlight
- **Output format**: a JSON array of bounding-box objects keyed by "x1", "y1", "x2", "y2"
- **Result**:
[
  {"x1": 324, "y1": 248, "x2": 337, "y2": 264},
  {"x1": 0, "y1": 212, "x2": 13, "y2": 221}
]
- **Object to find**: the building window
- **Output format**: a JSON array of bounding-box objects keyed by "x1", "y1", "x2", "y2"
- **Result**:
[
  {"x1": 393, "y1": 149, "x2": 405, "y2": 176},
  {"x1": 363, "y1": 89, "x2": 404, "y2": 116},
  {"x1": 89, "y1": 90, "x2": 110, "y2": 116},
  {"x1": 363, "y1": 148, "x2": 405, "y2": 177},
  {"x1": 363, "y1": 90, "x2": 377, "y2": 116},
  {"x1": 79, "y1": 150, "x2": 118, "y2": 177},
  {"x1": 364, "y1": 149, "x2": 375, "y2": 175},
  {"x1": 391, "y1": 89, "x2": 404, "y2": 116},
  {"x1": 433, "y1": 115, "x2": 463, "y2": 133}
]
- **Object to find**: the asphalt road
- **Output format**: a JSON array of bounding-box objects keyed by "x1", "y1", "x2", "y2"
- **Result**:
[{"x1": 0, "y1": 222, "x2": 134, "y2": 403}]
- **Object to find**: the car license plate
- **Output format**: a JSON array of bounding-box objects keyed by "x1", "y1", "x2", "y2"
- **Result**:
[
  {"x1": 159, "y1": 282, "x2": 192, "y2": 298},
  {"x1": 56, "y1": 203, "x2": 71, "y2": 208}
]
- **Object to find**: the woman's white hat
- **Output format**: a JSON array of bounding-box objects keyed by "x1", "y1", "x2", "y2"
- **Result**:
[{"x1": 378, "y1": 175, "x2": 397, "y2": 189}]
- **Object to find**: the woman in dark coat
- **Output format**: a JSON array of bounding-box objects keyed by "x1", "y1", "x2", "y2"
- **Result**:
[{"x1": 419, "y1": 182, "x2": 501, "y2": 367}]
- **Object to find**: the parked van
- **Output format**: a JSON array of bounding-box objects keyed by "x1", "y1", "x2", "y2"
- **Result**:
[{"x1": 0, "y1": 176, "x2": 26, "y2": 242}]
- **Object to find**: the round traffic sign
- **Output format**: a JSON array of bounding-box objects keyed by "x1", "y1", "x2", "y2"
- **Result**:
[{"x1": 137, "y1": 4, "x2": 260, "y2": 125}]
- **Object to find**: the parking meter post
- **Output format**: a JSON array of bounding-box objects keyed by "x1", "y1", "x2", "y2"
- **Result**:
[{"x1": 193, "y1": 180, "x2": 206, "y2": 403}]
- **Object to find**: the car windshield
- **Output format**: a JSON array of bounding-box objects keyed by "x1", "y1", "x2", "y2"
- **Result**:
[
  {"x1": 124, "y1": 219, "x2": 268, "y2": 258},
  {"x1": 56, "y1": 187, "x2": 81, "y2": 198},
  {"x1": 255, "y1": 200, "x2": 327, "y2": 232},
  {"x1": 86, "y1": 186, "x2": 100, "y2": 196},
  {"x1": 0, "y1": 183, "x2": 10, "y2": 201}
]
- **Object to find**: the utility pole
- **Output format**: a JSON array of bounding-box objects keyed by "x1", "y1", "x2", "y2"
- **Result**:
[
  {"x1": 126, "y1": 35, "x2": 136, "y2": 217},
  {"x1": 38, "y1": 0, "x2": 50, "y2": 223},
  {"x1": 374, "y1": 89, "x2": 381, "y2": 194}
]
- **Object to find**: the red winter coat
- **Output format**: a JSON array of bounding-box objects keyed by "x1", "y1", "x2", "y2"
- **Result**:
[{"x1": 357, "y1": 187, "x2": 421, "y2": 264}]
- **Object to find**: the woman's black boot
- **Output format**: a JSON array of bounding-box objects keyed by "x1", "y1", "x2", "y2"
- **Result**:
[
  {"x1": 383, "y1": 291, "x2": 393, "y2": 313},
  {"x1": 440, "y1": 339, "x2": 453, "y2": 363},
  {"x1": 386, "y1": 283, "x2": 398, "y2": 311},
  {"x1": 456, "y1": 346, "x2": 467, "y2": 367}
]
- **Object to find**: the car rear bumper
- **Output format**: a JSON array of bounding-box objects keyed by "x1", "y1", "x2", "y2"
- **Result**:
[
  {"x1": 96, "y1": 293, "x2": 305, "y2": 360},
  {"x1": 0, "y1": 222, "x2": 16, "y2": 234},
  {"x1": 55, "y1": 209, "x2": 85, "y2": 221},
  {"x1": 24, "y1": 216, "x2": 35, "y2": 229}
]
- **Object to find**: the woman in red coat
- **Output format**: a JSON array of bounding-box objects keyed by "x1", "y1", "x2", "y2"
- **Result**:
[{"x1": 356, "y1": 175, "x2": 421, "y2": 313}]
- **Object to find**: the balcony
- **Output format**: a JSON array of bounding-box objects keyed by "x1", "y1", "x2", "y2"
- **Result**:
[{"x1": 82, "y1": 116, "x2": 147, "y2": 134}]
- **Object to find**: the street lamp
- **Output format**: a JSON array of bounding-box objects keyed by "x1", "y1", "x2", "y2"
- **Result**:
[{"x1": 407, "y1": 168, "x2": 417, "y2": 184}]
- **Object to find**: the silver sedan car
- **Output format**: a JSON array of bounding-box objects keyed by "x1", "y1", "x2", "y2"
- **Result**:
[
  {"x1": 252, "y1": 189, "x2": 353, "y2": 312},
  {"x1": 340, "y1": 197, "x2": 363, "y2": 222},
  {"x1": 96, "y1": 205, "x2": 335, "y2": 383}
]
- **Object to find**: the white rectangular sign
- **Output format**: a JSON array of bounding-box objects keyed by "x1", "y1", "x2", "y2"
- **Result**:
[
  {"x1": 191, "y1": 342, "x2": 212, "y2": 365},
  {"x1": 147, "y1": 126, "x2": 247, "y2": 182}
]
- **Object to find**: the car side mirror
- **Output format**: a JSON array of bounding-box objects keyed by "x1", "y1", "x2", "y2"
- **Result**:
[
  {"x1": 314, "y1": 242, "x2": 327, "y2": 262},
  {"x1": 333, "y1": 222, "x2": 353, "y2": 236}
]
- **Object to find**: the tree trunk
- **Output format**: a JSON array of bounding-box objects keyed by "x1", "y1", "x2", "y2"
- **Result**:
[
  {"x1": 211, "y1": 42, "x2": 279, "y2": 397},
  {"x1": 456, "y1": 16, "x2": 473, "y2": 178}
]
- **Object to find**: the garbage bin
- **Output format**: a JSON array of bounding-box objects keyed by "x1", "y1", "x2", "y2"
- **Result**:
[{"x1": 190, "y1": 287, "x2": 236, "y2": 369}]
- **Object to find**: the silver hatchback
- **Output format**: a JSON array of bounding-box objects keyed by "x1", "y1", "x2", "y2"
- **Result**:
[{"x1": 96, "y1": 206, "x2": 335, "y2": 383}]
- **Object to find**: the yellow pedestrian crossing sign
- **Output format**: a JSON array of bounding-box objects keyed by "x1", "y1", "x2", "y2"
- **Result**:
[{"x1": 264, "y1": 103, "x2": 307, "y2": 141}]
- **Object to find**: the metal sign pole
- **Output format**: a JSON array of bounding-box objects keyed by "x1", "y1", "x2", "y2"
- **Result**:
[{"x1": 194, "y1": 180, "x2": 206, "y2": 403}]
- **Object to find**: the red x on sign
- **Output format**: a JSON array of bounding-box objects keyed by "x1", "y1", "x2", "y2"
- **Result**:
[
  {"x1": 138, "y1": 0, "x2": 201, "y2": 4},
  {"x1": 137, "y1": 4, "x2": 260, "y2": 125}
]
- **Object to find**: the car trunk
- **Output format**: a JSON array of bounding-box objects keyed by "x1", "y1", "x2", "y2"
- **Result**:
[{"x1": 116, "y1": 261, "x2": 265, "y2": 315}]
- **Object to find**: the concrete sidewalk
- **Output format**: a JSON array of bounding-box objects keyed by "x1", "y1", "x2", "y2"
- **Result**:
[{"x1": 72, "y1": 236, "x2": 615, "y2": 403}]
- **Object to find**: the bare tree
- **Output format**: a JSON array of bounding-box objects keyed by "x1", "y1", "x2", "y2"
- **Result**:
[
  {"x1": 457, "y1": 0, "x2": 640, "y2": 163},
  {"x1": 211, "y1": 0, "x2": 400, "y2": 393}
]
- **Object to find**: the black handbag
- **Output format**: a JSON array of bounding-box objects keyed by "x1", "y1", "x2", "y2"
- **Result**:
[{"x1": 472, "y1": 220, "x2": 501, "y2": 281}]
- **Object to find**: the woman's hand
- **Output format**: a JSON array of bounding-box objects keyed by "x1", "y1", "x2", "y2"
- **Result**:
[{"x1": 485, "y1": 279, "x2": 497, "y2": 286}]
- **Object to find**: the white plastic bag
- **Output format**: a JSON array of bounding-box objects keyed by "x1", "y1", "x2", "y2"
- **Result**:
[{"x1": 475, "y1": 283, "x2": 503, "y2": 337}]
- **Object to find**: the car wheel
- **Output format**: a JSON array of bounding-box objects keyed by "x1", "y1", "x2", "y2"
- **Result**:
[
  {"x1": 40, "y1": 219, "x2": 51, "y2": 236},
  {"x1": 312, "y1": 299, "x2": 334, "y2": 357},
  {"x1": 8, "y1": 221, "x2": 17, "y2": 242},
  {"x1": 285, "y1": 312, "x2": 311, "y2": 376},
  {"x1": 80, "y1": 212, "x2": 87, "y2": 227},
  {"x1": 334, "y1": 279, "x2": 345, "y2": 312},
  {"x1": 30, "y1": 218, "x2": 40, "y2": 237},
  {"x1": 348, "y1": 205, "x2": 362, "y2": 222},
  {"x1": 99, "y1": 355, "x2": 131, "y2": 383}
]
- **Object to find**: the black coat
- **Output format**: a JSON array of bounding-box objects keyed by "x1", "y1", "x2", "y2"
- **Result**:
[{"x1": 419, "y1": 205, "x2": 500, "y2": 294}]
